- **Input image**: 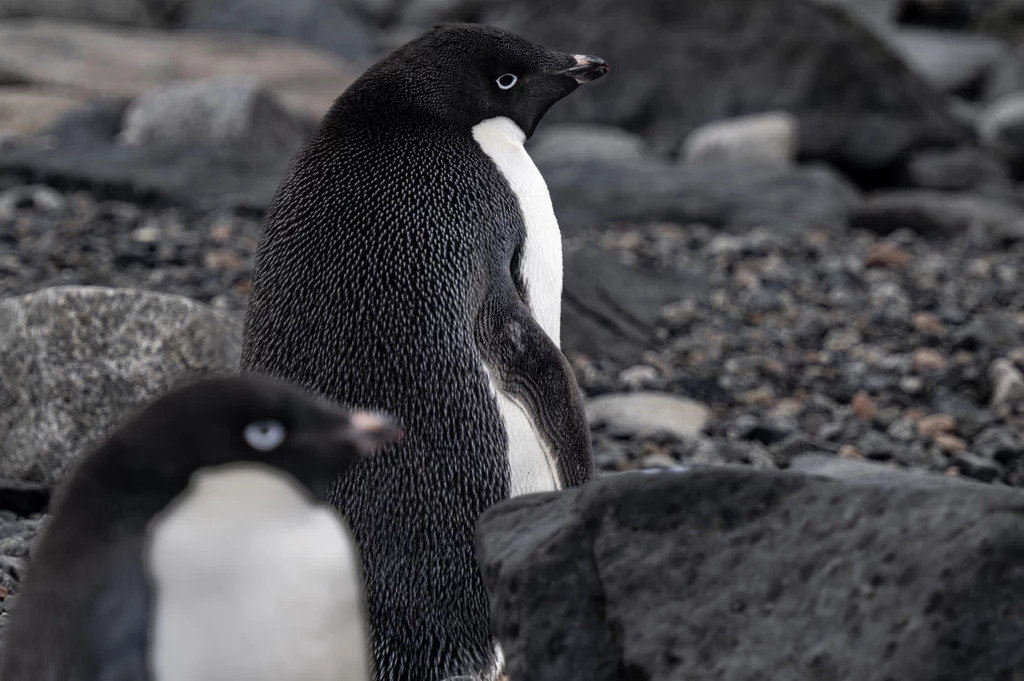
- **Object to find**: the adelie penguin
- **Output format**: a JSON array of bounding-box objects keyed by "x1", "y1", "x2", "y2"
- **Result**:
[
  {"x1": 240, "y1": 23, "x2": 608, "y2": 681},
  {"x1": 0, "y1": 374, "x2": 400, "y2": 681}
]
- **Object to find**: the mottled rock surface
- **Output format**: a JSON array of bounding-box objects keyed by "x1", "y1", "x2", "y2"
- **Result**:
[
  {"x1": 0, "y1": 286, "x2": 242, "y2": 487},
  {"x1": 477, "y1": 467, "x2": 1024, "y2": 681}
]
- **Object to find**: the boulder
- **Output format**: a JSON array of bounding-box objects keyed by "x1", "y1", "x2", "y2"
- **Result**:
[
  {"x1": 0, "y1": 87, "x2": 92, "y2": 139},
  {"x1": 905, "y1": 146, "x2": 1012, "y2": 193},
  {"x1": 119, "y1": 76, "x2": 308, "y2": 154},
  {"x1": 850, "y1": 190, "x2": 1024, "y2": 245},
  {"x1": 681, "y1": 111, "x2": 798, "y2": 166},
  {"x1": 0, "y1": 19, "x2": 359, "y2": 123},
  {"x1": 888, "y1": 27, "x2": 1006, "y2": 94},
  {"x1": 0, "y1": 286, "x2": 242, "y2": 488},
  {"x1": 540, "y1": 155, "x2": 861, "y2": 234},
  {"x1": 435, "y1": 0, "x2": 966, "y2": 171},
  {"x1": 527, "y1": 124, "x2": 650, "y2": 166},
  {"x1": 176, "y1": 0, "x2": 376, "y2": 63},
  {"x1": 585, "y1": 392, "x2": 710, "y2": 441},
  {"x1": 561, "y1": 242, "x2": 709, "y2": 367},
  {"x1": 0, "y1": 0, "x2": 168, "y2": 26},
  {"x1": 476, "y1": 467, "x2": 1024, "y2": 681}
]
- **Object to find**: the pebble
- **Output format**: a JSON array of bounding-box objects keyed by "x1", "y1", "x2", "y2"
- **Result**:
[
  {"x1": 934, "y1": 433, "x2": 969, "y2": 454},
  {"x1": 912, "y1": 348, "x2": 948, "y2": 373},
  {"x1": 864, "y1": 242, "x2": 912, "y2": 269},
  {"x1": 618, "y1": 365, "x2": 660, "y2": 390},
  {"x1": 917, "y1": 413, "x2": 956, "y2": 439},
  {"x1": 952, "y1": 452, "x2": 1004, "y2": 482},
  {"x1": 857, "y1": 430, "x2": 895, "y2": 459},
  {"x1": 989, "y1": 358, "x2": 1024, "y2": 408},
  {"x1": 912, "y1": 311, "x2": 947, "y2": 336},
  {"x1": 851, "y1": 391, "x2": 877, "y2": 422}
]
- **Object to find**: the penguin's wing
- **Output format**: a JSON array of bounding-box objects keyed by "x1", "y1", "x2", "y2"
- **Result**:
[
  {"x1": 475, "y1": 281, "x2": 594, "y2": 488},
  {"x1": 90, "y1": 540, "x2": 153, "y2": 681}
]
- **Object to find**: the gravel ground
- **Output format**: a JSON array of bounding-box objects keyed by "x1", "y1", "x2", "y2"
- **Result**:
[{"x1": 3, "y1": 178, "x2": 1024, "y2": 489}]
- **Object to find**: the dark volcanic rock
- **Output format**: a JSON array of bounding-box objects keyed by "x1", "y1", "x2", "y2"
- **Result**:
[
  {"x1": 850, "y1": 190, "x2": 1024, "y2": 244},
  {"x1": 476, "y1": 467, "x2": 1024, "y2": 681},
  {"x1": 438, "y1": 0, "x2": 966, "y2": 170},
  {"x1": 561, "y1": 242, "x2": 708, "y2": 366},
  {"x1": 540, "y1": 156, "x2": 861, "y2": 234}
]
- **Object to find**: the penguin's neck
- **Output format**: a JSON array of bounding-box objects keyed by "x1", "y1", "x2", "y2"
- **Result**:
[{"x1": 471, "y1": 116, "x2": 563, "y2": 347}]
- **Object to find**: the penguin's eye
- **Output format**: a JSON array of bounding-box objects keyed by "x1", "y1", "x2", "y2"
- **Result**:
[
  {"x1": 243, "y1": 419, "x2": 287, "y2": 452},
  {"x1": 496, "y1": 73, "x2": 518, "y2": 90}
]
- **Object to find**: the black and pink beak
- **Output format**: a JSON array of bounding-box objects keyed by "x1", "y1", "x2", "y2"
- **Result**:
[{"x1": 557, "y1": 54, "x2": 609, "y2": 84}]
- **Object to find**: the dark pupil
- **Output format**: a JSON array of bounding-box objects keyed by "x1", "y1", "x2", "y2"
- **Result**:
[{"x1": 499, "y1": 75, "x2": 514, "y2": 87}]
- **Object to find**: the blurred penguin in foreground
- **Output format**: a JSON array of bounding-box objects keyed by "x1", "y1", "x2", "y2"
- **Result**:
[{"x1": 0, "y1": 374, "x2": 400, "y2": 681}]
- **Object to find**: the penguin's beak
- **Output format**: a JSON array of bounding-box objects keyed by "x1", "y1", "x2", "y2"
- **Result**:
[
  {"x1": 556, "y1": 55, "x2": 609, "y2": 84},
  {"x1": 340, "y1": 411, "x2": 403, "y2": 455}
]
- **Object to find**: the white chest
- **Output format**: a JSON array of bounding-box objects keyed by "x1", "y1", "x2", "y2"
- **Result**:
[
  {"x1": 472, "y1": 117, "x2": 564, "y2": 497},
  {"x1": 472, "y1": 117, "x2": 563, "y2": 347},
  {"x1": 146, "y1": 464, "x2": 371, "y2": 681}
]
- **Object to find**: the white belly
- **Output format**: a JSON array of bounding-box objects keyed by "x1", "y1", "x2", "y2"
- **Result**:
[
  {"x1": 473, "y1": 117, "x2": 564, "y2": 496},
  {"x1": 146, "y1": 463, "x2": 371, "y2": 681}
]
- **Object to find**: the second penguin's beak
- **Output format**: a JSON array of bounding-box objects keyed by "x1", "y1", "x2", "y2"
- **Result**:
[
  {"x1": 557, "y1": 54, "x2": 609, "y2": 84},
  {"x1": 339, "y1": 411, "x2": 403, "y2": 455}
]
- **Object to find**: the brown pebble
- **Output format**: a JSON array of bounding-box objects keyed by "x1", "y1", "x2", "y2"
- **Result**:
[
  {"x1": 934, "y1": 433, "x2": 968, "y2": 454},
  {"x1": 851, "y1": 391, "x2": 877, "y2": 422},
  {"x1": 203, "y1": 249, "x2": 245, "y2": 272},
  {"x1": 917, "y1": 413, "x2": 956, "y2": 439},
  {"x1": 209, "y1": 220, "x2": 234, "y2": 244},
  {"x1": 865, "y1": 242, "x2": 912, "y2": 269},
  {"x1": 912, "y1": 348, "x2": 948, "y2": 374},
  {"x1": 912, "y1": 311, "x2": 946, "y2": 337},
  {"x1": 0, "y1": 585, "x2": 7, "y2": 599},
  {"x1": 944, "y1": 466, "x2": 962, "y2": 477},
  {"x1": 840, "y1": 445, "x2": 865, "y2": 459}
]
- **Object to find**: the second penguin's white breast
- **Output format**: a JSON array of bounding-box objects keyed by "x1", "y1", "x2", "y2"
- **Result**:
[
  {"x1": 472, "y1": 116, "x2": 564, "y2": 496},
  {"x1": 146, "y1": 463, "x2": 371, "y2": 681}
]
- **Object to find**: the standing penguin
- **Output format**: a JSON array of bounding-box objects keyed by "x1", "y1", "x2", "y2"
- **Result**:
[
  {"x1": 240, "y1": 22, "x2": 607, "y2": 681},
  {"x1": 0, "y1": 374, "x2": 399, "y2": 681}
]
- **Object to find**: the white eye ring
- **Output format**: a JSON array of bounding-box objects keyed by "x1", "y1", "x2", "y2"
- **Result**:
[
  {"x1": 496, "y1": 73, "x2": 517, "y2": 90},
  {"x1": 243, "y1": 419, "x2": 287, "y2": 452}
]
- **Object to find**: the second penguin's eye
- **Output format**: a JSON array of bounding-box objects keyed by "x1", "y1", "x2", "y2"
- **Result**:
[
  {"x1": 496, "y1": 73, "x2": 518, "y2": 90},
  {"x1": 243, "y1": 419, "x2": 287, "y2": 452}
]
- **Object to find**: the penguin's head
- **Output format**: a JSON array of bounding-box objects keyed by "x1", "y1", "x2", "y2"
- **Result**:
[
  {"x1": 108, "y1": 374, "x2": 402, "y2": 500},
  {"x1": 377, "y1": 23, "x2": 608, "y2": 139}
]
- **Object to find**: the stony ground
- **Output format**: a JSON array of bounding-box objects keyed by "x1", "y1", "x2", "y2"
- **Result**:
[{"x1": 4, "y1": 176, "x2": 1023, "y2": 490}]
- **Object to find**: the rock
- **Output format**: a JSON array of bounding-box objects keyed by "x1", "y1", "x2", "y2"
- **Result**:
[
  {"x1": 864, "y1": 242, "x2": 912, "y2": 269},
  {"x1": 989, "y1": 358, "x2": 1024, "y2": 407},
  {"x1": 176, "y1": 0, "x2": 376, "y2": 62},
  {"x1": 0, "y1": 185, "x2": 68, "y2": 221},
  {"x1": 0, "y1": 19, "x2": 359, "y2": 122},
  {"x1": 888, "y1": 28, "x2": 1006, "y2": 94},
  {"x1": 934, "y1": 432, "x2": 969, "y2": 453},
  {"x1": 681, "y1": 111, "x2": 798, "y2": 167},
  {"x1": 527, "y1": 124, "x2": 650, "y2": 165},
  {"x1": 976, "y1": 0, "x2": 1024, "y2": 43},
  {"x1": 812, "y1": 0, "x2": 900, "y2": 29},
  {"x1": 851, "y1": 390, "x2": 878, "y2": 421},
  {"x1": 912, "y1": 311, "x2": 947, "y2": 336},
  {"x1": 856, "y1": 429, "x2": 896, "y2": 459},
  {"x1": 850, "y1": 190, "x2": 1024, "y2": 245},
  {"x1": 562, "y1": 242, "x2": 709, "y2": 366},
  {"x1": 917, "y1": 413, "x2": 957, "y2": 438},
  {"x1": 954, "y1": 312, "x2": 1023, "y2": 350},
  {"x1": 974, "y1": 427, "x2": 1024, "y2": 463},
  {"x1": 475, "y1": 467, "x2": 1024, "y2": 681},
  {"x1": 0, "y1": 286, "x2": 242, "y2": 487},
  {"x1": 913, "y1": 347, "x2": 949, "y2": 373},
  {"x1": 789, "y1": 452, "x2": 981, "y2": 487},
  {"x1": 0, "y1": 0, "x2": 164, "y2": 26},
  {"x1": 979, "y1": 92, "x2": 1024, "y2": 164},
  {"x1": 953, "y1": 452, "x2": 1005, "y2": 482},
  {"x1": 0, "y1": 87, "x2": 92, "y2": 139},
  {"x1": 905, "y1": 146, "x2": 1012, "y2": 193},
  {"x1": 435, "y1": 0, "x2": 965, "y2": 171},
  {"x1": 119, "y1": 77, "x2": 308, "y2": 154},
  {"x1": 585, "y1": 392, "x2": 710, "y2": 441},
  {"x1": 540, "y1": 156, "x2": 861, "y2": 234}
]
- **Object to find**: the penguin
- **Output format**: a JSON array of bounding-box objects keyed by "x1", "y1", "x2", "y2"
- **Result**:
[
  {"x1": 0, "y1": 374, "x2": 400, "y2": 681},
  {"x1": 239, "y1": 22, "x2": 608, "y2": 681}
]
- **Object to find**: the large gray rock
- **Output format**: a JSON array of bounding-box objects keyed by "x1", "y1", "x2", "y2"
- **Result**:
[
  {"x1": 119, "y1": 76, "x2": 308, "y2": 154},
  {"x1": 540, "y1": 156, "x2": 861, "y2": 234},
  {"x1": 850, "y1": 190, "x2": 1024, "y2": 245},
  {"x1": 527, "y1": 124, "x2": 650, "y2": 165},
  {"x1": 176, "y1": 0, "x2": 376, "y2": 62},
  {"x1": 435, "y1": 0, "x2": 966, "y2": 171},
  {"x1": 889, "y1": 27, "x2": 1006, "y2": 94},
  {"x1": 0, "y1": 286, "x2": 242, "y2": 487},
  {"x1": 0, "y1": 0, "x2": 171, "y2": 26},
  {"x1": 586, "y1": 392, "x2": 710, "y2": 441},
  {"x1": 476, "y1": 467, "x2": 1024, "y2": 681}
]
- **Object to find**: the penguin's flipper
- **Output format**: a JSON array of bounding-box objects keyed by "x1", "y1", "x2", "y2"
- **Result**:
[
  {"x1": 475, "y1": 283, "x2": 594, "y2": 488},
  {"x1": 90, "y1": 544, "x2": 153, "y2": 681}
]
